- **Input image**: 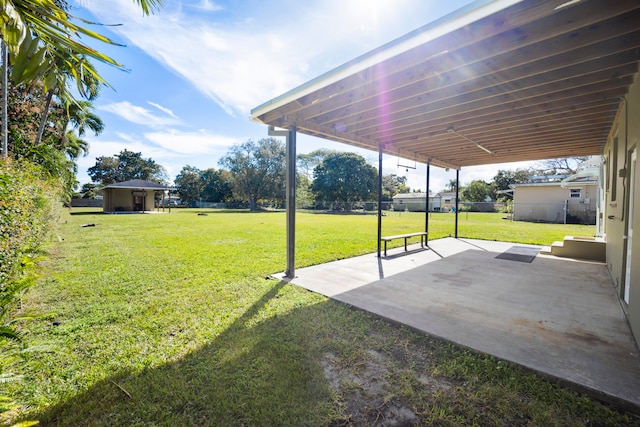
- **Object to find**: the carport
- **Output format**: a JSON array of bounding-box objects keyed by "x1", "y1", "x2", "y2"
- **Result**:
[{"x1": 250, "y1": 0, "x2": 640, "y2": 408}]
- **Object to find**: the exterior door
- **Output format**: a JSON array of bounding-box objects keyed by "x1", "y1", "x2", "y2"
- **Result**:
[
  {"x1": 625, "y1": 148, "x2": 636, "y2": 304},
  {"x1": 133, "y1": 195, "x2": 144, "y2": 211}
]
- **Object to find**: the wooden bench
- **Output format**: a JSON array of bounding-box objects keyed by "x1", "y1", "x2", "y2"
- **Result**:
[{"x1": 380, "y1": 232, "x2": 428, "y2": 256}]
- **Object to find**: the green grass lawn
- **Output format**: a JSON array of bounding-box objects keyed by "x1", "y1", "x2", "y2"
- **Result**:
[{"x1": 7, "y1": 208, "x2": 635, "y2": 426}]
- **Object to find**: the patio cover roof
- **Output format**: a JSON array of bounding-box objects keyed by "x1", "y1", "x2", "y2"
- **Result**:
[{"x1": 251, "y1": 0, "x2": 640, "y2": 170}]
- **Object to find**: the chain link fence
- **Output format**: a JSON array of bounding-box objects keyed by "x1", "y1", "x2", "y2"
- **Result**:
[{"x1": 181, "y1": 199, "x2": 597, "y2": 225}]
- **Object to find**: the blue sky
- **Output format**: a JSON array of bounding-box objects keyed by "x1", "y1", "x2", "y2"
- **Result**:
[{"x1": 71, "y1": 0, "x2": 535, "y2": 192}]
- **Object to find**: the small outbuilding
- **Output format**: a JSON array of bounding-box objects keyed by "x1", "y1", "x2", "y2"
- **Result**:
[
  {"x1": 100, "y1": 180, "x2": 172, "y2": 213},
  {"x1": 392, "y1": 193, "x2": 441, "y2": 212}
]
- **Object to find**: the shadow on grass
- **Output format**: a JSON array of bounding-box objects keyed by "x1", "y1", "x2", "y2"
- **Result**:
[
  {"x1": 68, "y1": 211, "x2": 106, "y2": 216},
  {"x1": 186, "y1": 209, "x2": 285, "y2": 215},
  {"x1": 21, "y1": 276, "x2": 638, "y2": 426},
  {"x1": 28, "y1": 280, "x2": 338, "y2": 426}
]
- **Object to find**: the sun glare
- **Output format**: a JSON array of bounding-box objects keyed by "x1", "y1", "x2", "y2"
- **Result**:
[{"x1": 345, "y1": 0, "x2": 398, "y2": 32}]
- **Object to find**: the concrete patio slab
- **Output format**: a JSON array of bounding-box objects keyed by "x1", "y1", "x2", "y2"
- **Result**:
[{"x1": 276, "y1": 238, "x2": 640, "y2": 410}]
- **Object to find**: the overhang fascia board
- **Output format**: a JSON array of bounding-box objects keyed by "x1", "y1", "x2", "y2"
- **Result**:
[
  {"x1": 287, "y1": 115, "x2": 461, "y2": 170},
  {"x1": 250, "y1": 0, "x2": 521, "y2": 123}
]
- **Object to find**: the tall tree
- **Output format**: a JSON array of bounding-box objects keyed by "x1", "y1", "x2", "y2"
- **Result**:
[
  {"x1": 491, "y1": 168, "x2": 532, "y2": 201},
  {"x1": 462, "y1": 180, "x2": 490, "y2": 202},
  {"x1": 88, "y1": 149, "x2": 167, "y2": 185},
  {"x1": 175, "y1": 165, "x2": 203, "y2": 204},
  {"x1": 537, "y1": 157, "x2": 590, "y2": 175},
  {"x1": 297, "y1": 148, "x2": 336, "y2": 178},
  {"x1": 2, "y1": 80, "x2": 94, "y2": 197},
  {"x1": 219, "y1": 138, "x2": 286, "y2": 210},
  {"x1": 382, "y1": 174, "x2": 410, "y2": 201},
  {"x1": 79, "y1": 182, "x2": 99, "y2": 199},
  {"x1": 311, "y1": 152, "x2": 377, "y2": 209},
  {"x1": 53, "y1": 100, "x2": 102, "y2": 160},
  {"x1": 296, "y1": 174, "x2": 314, "y2": 208},
  {"x1": 32, "y1": 53, "x2": 102, "y2": 147},
  {"x1": 62, "y1": 100, "x2": 104, "y2": 139},
  {"x1": 201, "y1": 168, "x2": 233, "y2": 203}
]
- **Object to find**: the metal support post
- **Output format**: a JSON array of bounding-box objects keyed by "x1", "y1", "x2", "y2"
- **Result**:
[
  {"x1": 269, "y1": 125, "x2": 296, "y2": 278},
  {"x1": 286, "y1": 127, "x2": 296, "y2": 277},
  {"x1": 425, "y1": 161, "x2": 430, "y2": 244},
  {"x1": 377, "y1": 146, "x2": 383, "y2": 257},
  {"x1": 455, "y1": 169, "x2": 460, "y2": 238}
]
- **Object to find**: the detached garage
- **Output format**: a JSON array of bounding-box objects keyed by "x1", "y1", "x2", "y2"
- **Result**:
[{"x1": 100, "y1": 180, "x2": 171, "y2": 213}]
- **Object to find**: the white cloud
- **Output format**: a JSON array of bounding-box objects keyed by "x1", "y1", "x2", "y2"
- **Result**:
[
  {"x1": 99, "y1": 101, "x2": 182, "y2": 127},
  {"x1": 147, "y1": 101, "x2": 179, "y2": 119},
  {"x1": 74, "y1": 0, "x2": 513, "y2": 186},
  {"x1": 79, "y1": 0, "x2": 445, "y2": 117},
  {"x1": 77, "y1": 128, "x2": 240, "y2": 184},
  {"x1": 144, "y1": 129, "x2": 241, "y2": 155}
]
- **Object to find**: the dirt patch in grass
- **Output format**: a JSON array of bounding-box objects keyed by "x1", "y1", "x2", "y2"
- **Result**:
[
  {"x1": 314, "y1": 311, "x2": 639, "y2": 427},
  {"x1": 322, "y1": 346, "x2": 452, "y2": 426}
]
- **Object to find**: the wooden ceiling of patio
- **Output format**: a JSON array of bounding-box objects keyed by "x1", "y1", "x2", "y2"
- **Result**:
[{"x1": 251, "y1": 0, "x2": 640, "y2": 169}]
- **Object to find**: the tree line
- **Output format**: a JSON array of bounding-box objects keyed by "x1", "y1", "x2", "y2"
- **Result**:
[
  {"x1": 82, "y1": 138, "x2": 587, "y2": 209},
  {"x1": 81, "y1": 139, "x2": 383, "y2": 210}
]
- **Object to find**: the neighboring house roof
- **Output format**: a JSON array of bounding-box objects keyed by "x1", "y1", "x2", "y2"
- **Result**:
[
  {"x1": 99, "y1": 180, "x2": 172, "y2": 191},
  {"x1": 561, "y1": 156, "x2": 602, "y2": 188},
  {"x1": 528, "y1": 175, "x2": 570, "y2": 183},
  {"x1": 438, "y1": 191, "x2": 457, "y2": 198},
  {"x1": 512, "y1": 181, "x2": 596, "y2": 189}
]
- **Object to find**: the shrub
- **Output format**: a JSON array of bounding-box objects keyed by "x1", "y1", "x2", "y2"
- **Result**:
[
  {"x1": 0, "y1": 160, "x2": 62, "y2": 293},
  {"x1": 0, "y1": 159, "x2": 62, "y2": 412}
]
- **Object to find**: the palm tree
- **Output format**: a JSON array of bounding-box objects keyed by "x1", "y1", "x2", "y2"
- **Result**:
[
  {"x1": 2, "y1": 0, "x2": 162, "y2": 69},
  {"x1": 56, "y1": 101, "x2": 103, "y2": 160},
  {"x1": 34, "y1": 58, "x2": 102, "y2": 147},
  {"x1": 66, "y1": 100, "x2": 104, "y2": 138},
  {"x1": 62, "y1": 131, "x2": 89, "y2": 161},
  {"x1": 1, "y1": 0, "x2": 163, "y2": 158}
]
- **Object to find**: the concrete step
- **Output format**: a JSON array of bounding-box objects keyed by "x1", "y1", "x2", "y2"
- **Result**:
[
  {"x1": 542, "y1": 236, "x2": 605, "y2": 262},
  {"x1": 539, "y1": 245, "x2": 553, "y2": 255}
]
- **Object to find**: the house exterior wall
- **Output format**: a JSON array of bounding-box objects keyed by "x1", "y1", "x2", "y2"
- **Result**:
[
  {"x1": 439, "y1": 192, "x2": 457, "y2": 212},
  {"x1": 604, "y1": 72, "x2": 640, "y2": 343},
  {"x1": 513, "y1": 184, "x2": 596, "y2": 224}
]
